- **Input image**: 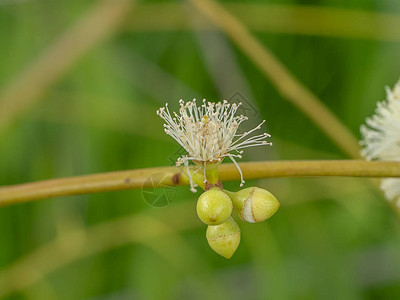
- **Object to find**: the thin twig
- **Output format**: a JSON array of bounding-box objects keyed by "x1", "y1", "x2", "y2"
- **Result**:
[
  {"x1": 0, "y1": 160, "x2": 399, "y2": 206},
  {"x1": 0, "y1": 0, "x2": 134, "y2": 135},
  {"x1": 0, "y1": 201, "x2": 200, "y2": 298},
  {"x1": 129, "y1": 3, "x2": 400, "y2": 42},
  {"x1": 188, "y1": 0, "x2": 360, "y2": 158}
]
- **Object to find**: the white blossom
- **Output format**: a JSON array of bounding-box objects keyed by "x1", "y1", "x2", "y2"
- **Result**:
[
  {"x1": 360, "y1": 79, "x2": 400, "y2": 206},
  {"x1": 157, "y1": 99, "x2": 272, "y2": 192}
]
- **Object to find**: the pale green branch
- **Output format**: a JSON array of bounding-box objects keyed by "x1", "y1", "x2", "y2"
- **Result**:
[{"x1": 0, "y1": 160, "x2": 399, "y2": 207}]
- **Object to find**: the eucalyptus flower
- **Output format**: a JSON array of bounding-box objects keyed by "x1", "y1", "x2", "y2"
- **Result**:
[
  {"x1": 157, "y1": 99, "x2": 272, "y2": 192},
  {"x1": 360, "y1": 79, "x2": 400, "y2": 206}
]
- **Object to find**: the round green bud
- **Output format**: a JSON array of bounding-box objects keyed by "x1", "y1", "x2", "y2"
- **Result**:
[
  {"x1": 206, "y1": 217, "x2": 241, "y2": 259},
  {"x1": 227, "y1": 187, "x2": 280, "y2": 223},
  {"x1": 196, "y1": 189, "x2": 233, "y2": 225}
]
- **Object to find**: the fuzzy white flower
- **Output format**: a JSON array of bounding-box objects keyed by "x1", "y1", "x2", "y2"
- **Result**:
[
  {"x1": 157, "y1": 99, "x2": 272, "y2": 192},
  {"x1": 360, "y1": 79, "x2": 400, "y2": 206}
]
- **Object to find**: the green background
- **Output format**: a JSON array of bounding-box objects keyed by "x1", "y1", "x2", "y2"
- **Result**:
[{"x1": 1, "y1": 0, "x2": 400, "y2": 299}]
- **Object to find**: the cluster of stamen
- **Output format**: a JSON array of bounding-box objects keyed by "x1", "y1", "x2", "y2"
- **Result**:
[
  {"x1": 360, "y1": 80, "x2": 400, "y2": 206},
  {"x1": 157, "y1": 99, "x2": 272, "y2": 192}
]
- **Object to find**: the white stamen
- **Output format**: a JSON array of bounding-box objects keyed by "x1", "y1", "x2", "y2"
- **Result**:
[
  {"x1": 360, "y1": 79, "x2": 400, "y2": 205},
  {"x1": 227, "y1": 154, "x2": 245, "y2": 187}
]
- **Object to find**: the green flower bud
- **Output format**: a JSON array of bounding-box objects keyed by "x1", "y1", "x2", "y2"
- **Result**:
[
  {"x1": 227, "y1": 187, "x2": 280, "y2": 223},
  {"x1": 206, "y1": 217, "x2": 240, "y2": 259},
  {"x1": 196, "y1": 189, "x2": 233, "y2": 225}
]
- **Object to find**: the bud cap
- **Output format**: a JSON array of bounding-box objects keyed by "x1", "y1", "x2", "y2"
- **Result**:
[{"x1": 229, "y1": 187, "x2": 280, "y2": 223}]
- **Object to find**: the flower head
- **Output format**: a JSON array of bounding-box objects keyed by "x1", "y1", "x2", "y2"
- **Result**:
[
  {"x1": 360, "y1": 79, "x2": 400, "y2": 205},
  {"x1": 157, "y1": 99, "x2": 272, "y2": 192}
]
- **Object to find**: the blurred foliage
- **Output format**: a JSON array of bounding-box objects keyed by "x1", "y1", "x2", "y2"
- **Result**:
[{"x1": 1, "y1": 0, "x2": 400, "y2": 299}]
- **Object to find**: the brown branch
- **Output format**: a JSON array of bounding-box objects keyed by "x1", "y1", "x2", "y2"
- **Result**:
[
  {"x1": 188, "y1": 0, "x2": 361, "y2": 158},
  {"x1": 0, "y1": 0, "x2": 134, "y2": 135},
  {"x1": 0, "y1": 201, "x2": 199, "y2": 298},
  {"x1": 128, "y1": 3, "x2": 400, "y2": 42}
]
